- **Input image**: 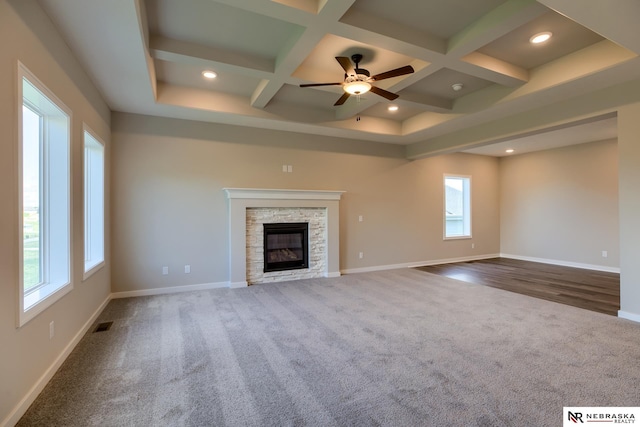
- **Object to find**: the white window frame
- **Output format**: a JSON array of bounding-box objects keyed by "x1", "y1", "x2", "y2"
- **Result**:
[
  {"x1": 443, "y1": 174, "x2": 472, "y2": 240},
  {"x1": 18, "y1": 62, "x2": 73, "y2": 327},
  {"x1": 83, "y1": 125, "x2": 105, "y2": 280}
]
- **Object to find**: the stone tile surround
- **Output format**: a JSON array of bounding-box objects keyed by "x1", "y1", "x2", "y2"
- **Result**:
[{"x1": 246, "y1": 207, "x2": 326, "y2": 284}]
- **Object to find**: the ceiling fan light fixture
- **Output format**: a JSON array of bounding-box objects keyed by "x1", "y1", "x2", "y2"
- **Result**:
[
  {"x1": 301, "y1": 54, "x2": 414, "y2": 105},
  {"x1": 344, "y1": 81, "x2": 371, "y2": 95}
]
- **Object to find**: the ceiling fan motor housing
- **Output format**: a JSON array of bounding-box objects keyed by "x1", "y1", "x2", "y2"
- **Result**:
[
  {"x1": 350, "y1": 54, "x2": 370, "y2": 78},
  {"x1": 353, "y1": 68, "x2": 370, "y2": 77},
  {"x1": 345, "y1": 73, "x2": 371, "y2": 84}
]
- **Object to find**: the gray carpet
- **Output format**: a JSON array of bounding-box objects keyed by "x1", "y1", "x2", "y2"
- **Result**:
[{"x1": 18, "y1": 269, "x2": 640, "y2": 426}]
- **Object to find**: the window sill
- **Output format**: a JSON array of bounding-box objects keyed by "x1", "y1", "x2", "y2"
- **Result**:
[
  {"x1": 83, "y1": 261, "x2": 105, "y2": 281},
  {"x1": 20, "y1": 281, "x2": 73, "y2": 327}
]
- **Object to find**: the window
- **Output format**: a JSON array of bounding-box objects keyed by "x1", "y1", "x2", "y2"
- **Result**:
[
  {"x1": 19, "y1": 63, "x2": 72, "y2": 326},
  {"x1": 83, "y1": 127, "x2": 105, "y2": 278},
  {"x1": 444, "y1": 175, "x2": 471, "y2": 239}
]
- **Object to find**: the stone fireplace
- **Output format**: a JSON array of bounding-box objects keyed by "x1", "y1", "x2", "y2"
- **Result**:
[
  {"x1": 224, "y1": 188, "x2": 344, "y2": 287},
  {"x1": 247, "y1": 208, "x2": 323, "y2": 283}
]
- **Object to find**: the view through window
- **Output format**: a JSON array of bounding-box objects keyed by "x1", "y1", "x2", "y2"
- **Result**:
[
  {"x1": 444, "y1": 175, "x2": 471, "y2": 239},
  {"x1": 83, "y1": 127, "x2": 105, "y2": 277},
  {"x1": 20, "y1": 64, "x2": 71, "y2": 325}
]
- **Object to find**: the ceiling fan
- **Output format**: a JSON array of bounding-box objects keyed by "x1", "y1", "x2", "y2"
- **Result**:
[{"x1": 300, "y1": 54, "x2": 414, "y2": 106}]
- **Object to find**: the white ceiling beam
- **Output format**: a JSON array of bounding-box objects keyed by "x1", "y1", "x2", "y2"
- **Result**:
[
  {"x1": 250, "y1": 0, "x2": 357, "y2": 108},
  {"x1": 150, "y1": 36, "x2": 275, "y2": 79},
  {"x1": 155, "y1": 82, "x2": 406, "y2": 143},
  {"x1": 337, "y1": 8, "x2": 446, "y2": 57},
  {"x1": 537, "y1": 0, "x2": 640, "y2": 55},
  {"x1": 250, "y1": 26, "x2": 312, "y2": 108},
  {"x1": 443, "y1": 0, "x2": 548, "y2": 86},
  {"x1": 457, "y1": 52, "x2": 528, "y2": 86},
  {"x1": 135, "y1": 0, "x2": 157, "y2": 101},
  {"x1": 271, "y1": 0, "x2": 322, "y2": 15},
  {"x1": 206, "y1": 0, "x2": 315, "y2": 26},
  {"x1": 448, "y1": 0, "x2": 548, "y2": 56}
]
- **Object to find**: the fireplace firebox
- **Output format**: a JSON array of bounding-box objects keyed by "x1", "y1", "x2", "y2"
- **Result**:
[{"x1": 263, "y1": 222, "x2": 309, "y2": 272}]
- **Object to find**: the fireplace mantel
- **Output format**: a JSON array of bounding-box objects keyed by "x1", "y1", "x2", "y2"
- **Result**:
[
  {"x1": 223, "y1": 188, "x2": 345, "y2": 287},
  {"x1": 224, "y1": 188, "x2": 345, "y2": 200}
]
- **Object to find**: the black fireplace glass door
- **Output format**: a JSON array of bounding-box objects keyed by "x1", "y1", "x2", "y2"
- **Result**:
[{"x1": 263, "y1": 223, "x2": 309, "y2": 272}]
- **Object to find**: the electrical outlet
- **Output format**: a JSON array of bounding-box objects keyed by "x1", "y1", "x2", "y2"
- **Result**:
[
  {"x1": 359, "y1": 252, "x2": 363, "y2": 259},
  {"x1": 184, "y1": 264, "x2": 191, "y2": 274},
  {"x1": 602, "y1": 250, "x2": 608, "y2": 258},
  {"x1": 287, "y1": 165, "x2": 293, "y2": 173},
  {"x1": 49, "y1": 321, "x2": 54, "y2": 339},
  {"x1": 358, "y1": 215, "x2": 363, "y2": 222},
  {"x1": 162, "y1": 266, "x2": 169, "y2": 275},
  {"x1": 472, "y1": 243, "x2": 475, "y2": 249}
]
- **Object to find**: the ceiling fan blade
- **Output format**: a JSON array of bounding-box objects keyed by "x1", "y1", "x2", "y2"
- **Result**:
[
  {"x1": 371, "y1": 65, "x2": 414, "y2": 81},
  {"x1": 300, "y1": 82, "x2": 343, "y2": 87},
  {"x1": 370, "y1": 86, "x2": 399, "y2": 101},
  {"x1": 335, "y1": 56, "x2": 354, "y2": 75},
  {"x1": 334, "y1": 92, "x2": 351, "y2": 106}
]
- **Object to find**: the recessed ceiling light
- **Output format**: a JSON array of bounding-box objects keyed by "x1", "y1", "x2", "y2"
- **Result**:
[
  {"x1": 529, "y1": 32, "x2": 552, "y2": 44},
  {"x1": 452, "y1": 83, "x2": 463, "y2": 91},
  {"x1": 388, "y1": 105, "x2": 399, "y2": 112},
  {"x1": 505, "y1": 149, "x2": 515, "y2": 153},
  {"x1": 202, "y1": 70, "x2": 217, "y2": 79}
]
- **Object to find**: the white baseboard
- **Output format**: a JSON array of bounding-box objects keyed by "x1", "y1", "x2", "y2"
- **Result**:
[
  {"x1": 325, "y1": 271, "x2": 341, "y2": 278},
  {"x1": 229, "y1": 281, "x2": 248, "y2": 288},
  {"x1": 618, "y1": 310, "x2": 640, "y2": 323},
  {"x1": 1, "y1": 294, "x2": 111, "y2": 427},
  {"x1": 111, "y1": 281, "x2": 230, "y2": 298},
  {"x1": 341, "y1": 254, "x2": 500, "y2": 275},
  {"x1": 500, "y1": 253, "x2": 620, "y2": 273}
]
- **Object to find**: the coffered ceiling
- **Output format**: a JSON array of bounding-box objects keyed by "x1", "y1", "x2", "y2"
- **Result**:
[{"x1": 36, "y1": 0, "x2": 640, "y2": 156}]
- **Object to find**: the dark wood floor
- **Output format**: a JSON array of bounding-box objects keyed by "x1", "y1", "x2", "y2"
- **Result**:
[{"x1": 415, "y1": 257, "x2": 620, "y2": 316}]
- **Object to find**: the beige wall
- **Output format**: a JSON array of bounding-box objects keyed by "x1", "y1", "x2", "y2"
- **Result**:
[
  {"x1": 618, "y1": 103, "x2": 640, "y2": 319},
  {"x1": 0, "y1": 1, "x2": 111, "y2": 424},
  {"x1": 499, "y1": 139, "x2": 619, "y2": 269},
  {"x1": 111, "y1": 113, "x2": 501, "y2": 293}
]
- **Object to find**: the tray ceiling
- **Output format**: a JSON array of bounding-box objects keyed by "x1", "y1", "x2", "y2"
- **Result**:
[{"x1": 36, "y1": 0, "x2": 640, "y2": 156}]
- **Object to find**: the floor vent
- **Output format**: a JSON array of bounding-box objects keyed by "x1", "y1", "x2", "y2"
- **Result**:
[{"x1": 94, "y1": 321, "x2": 113, "y2": 333}]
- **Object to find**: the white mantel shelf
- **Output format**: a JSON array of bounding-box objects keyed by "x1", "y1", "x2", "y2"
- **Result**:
[{"x1": 224, "y1": 188, "x2": 345, "y2": 200}]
